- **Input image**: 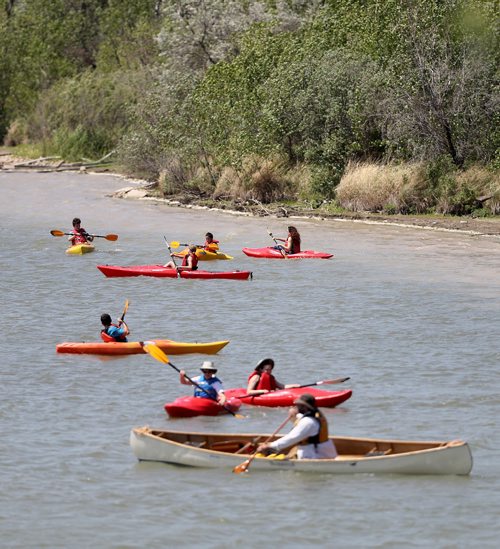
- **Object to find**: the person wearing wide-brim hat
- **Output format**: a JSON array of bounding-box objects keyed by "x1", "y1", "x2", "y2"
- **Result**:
[
  {"x1": 246, "y1": 358, "x2": 299, "y2": 396},
  {"x1": 179, "y1": 361, "x2": 226, "y2": 405},
  {"x1": 257, "y1": 393, "x2": 337, "y2": 459}
]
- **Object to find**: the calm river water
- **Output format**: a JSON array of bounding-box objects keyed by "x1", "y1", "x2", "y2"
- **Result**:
[{"x1": 1, "y1": 172, "x2": 499, "y2": 548}]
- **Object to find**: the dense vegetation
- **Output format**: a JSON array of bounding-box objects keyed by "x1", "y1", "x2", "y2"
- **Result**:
[{"x1": 1, "y1": 0, "x2": 498, "y2": 215}]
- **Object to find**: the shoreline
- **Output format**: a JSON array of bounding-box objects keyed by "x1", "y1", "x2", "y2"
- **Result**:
[{"x1": 2, "y1": 152, "x2": 499, "y2": 239}]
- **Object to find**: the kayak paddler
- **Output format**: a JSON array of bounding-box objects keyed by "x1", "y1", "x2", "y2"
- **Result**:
[
  {"x1": 164, "y1": 244, "x2": 199, "y2": 270},
  {"x1": 204, "y1": 232, "x2": 219, "y2": 252},
  {"x1": 257, "y1": 393, "x2": 337, "y2": 459},
  {"x1": 100, "y1": 313, "x2": 129, "y2": 342},
  {"x1": 246, "y1": 358, "x2": 299, "y2": 396},
  {"x1": 274, "y1": 226, "x2": 301, "y2": 254},
  {"x1": 68, "y1": 217, "x2": 94, "y2": 246},
  {"x1": 179, "y1": 361, "x2": 227, "y2": 405}
]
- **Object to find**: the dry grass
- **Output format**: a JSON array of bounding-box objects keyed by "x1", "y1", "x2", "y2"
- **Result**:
[
  {"x1": 213, "y1": 154, "x2": 298, "y2": 203},
  {"x1": 336, "y1": 162, "x2": 425, "y2": 212}
]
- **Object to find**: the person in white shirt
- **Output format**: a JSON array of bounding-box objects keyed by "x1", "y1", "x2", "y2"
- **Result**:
[{"x1": 257, "y1": 393, "x2": 337, "y2": 459}]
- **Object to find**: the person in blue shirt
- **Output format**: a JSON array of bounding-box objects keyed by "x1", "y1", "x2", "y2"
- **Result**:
[
  {"x1": 179, "y1": 361, "x2": 227, "y2": 405},
  {"x1": 100, "y1": 313, "x2": 129, "y2": 342}
]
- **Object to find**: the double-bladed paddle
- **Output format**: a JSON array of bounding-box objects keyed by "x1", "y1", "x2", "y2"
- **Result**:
[
  {"x1": 141, "y1": 341, "x2": 245, "y2": 419},
  {"x1": 169, "y1": 241, "x2": 203, "y2": 249},
  {"x1": 118, "y1": 299, "x2": 129, "y2": 326},
  {"x1": 50, "y1": 229, "x2": 118, "y2": 241},
  {"x1": 233, "y1": 414, "x2": 291, "y2": 474},
  {"x1": 163, "y1": 236, "x2": 181, "y2": 278},
  {"x1": 237, "y1": 377, "x2": 350, "y2": 399},
  {"x1": 268, "y1": 231, "x2": 286, "y2": 258}
]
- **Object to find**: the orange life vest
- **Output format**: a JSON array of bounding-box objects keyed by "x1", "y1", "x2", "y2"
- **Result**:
[{"x1": 298, "y1": 411, "x2": 329, "y2": 446}]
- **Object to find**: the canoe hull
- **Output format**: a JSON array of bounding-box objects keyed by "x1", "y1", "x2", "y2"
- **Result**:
[
  {"x1": 97, "y1": 264, "x2": 252, "y2": 280},
  {"x1": 164, "y1": 397, "x2": 242, "y2": 418},
  {"x1": 130, "y1": 427, "x2": 473, "y2": 475},
  {"x1": 56, "y1": 339, "x2": 229, "y2": 356},
  {"x1": 242, "y1": 247, "x2": 333, "y2": 259},
  {"x1": 66, "y1": 244, "x2": 95, "y2": 255},
  {"x1": 224, "y1": 387, "x2": 352, "y2": 408}
]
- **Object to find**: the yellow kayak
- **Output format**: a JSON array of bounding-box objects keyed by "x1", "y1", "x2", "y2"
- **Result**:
[
  {"x1": 66, "y1": 243, "x2": 95, "y2": 255},
  {"x1": 178, "y1": 247, "x2": 233, "y2": 261}
]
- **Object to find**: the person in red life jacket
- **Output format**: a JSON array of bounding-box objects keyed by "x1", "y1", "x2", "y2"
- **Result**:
[
  {"x1": 164, "y1": 244, "x2": 199, "y2": 270},
  {"x1": 246, "y1": 358, "x2": 299, "y2": 396},
  {"x1": 204, "y1": 232, "x2": 219, "y2": 252},
  {"x1": 275, "y1": 226, "x2": 301, "y2": 255},
  {"x1": 68, "y1": 217, "x2": 94, "y2": 246},
  {"x1": 179, "y1": 361, "x2": 227, "y2": 405},
  {"x1": 257, "y1": 393, "x2": 337, "y2": 459},
  {"x1": 100, "y1": 313, "x2": 129, "y2": 342}
]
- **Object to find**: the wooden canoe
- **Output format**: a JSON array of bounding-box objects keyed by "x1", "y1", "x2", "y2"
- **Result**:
[
  {"x1": 56, "y1": 339, "x2": 229, "y2": 356},
  {"x1": 130, "y1": 427, "x2": 473, "y2": 475}
]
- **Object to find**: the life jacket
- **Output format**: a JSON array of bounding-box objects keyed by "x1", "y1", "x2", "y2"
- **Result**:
[
  {"x1": 247, "y1": 371, "x2": 277, "y2": 391},
  {"x1": 193, "y1": 375, "x2": 222, "y2": 399},
  {"x1": 205, "y1": 239, "x2": 219, "y2": 252},
  {"x1": 101, "y1": 324, "x2": 127, "y2": 342},
  {"x1": 71, "y1": 227, "x2": 88, "y2": 245},
  {"x1": 182, "y1": 252, "x2": 199, "y2": 270},
  {"x1": 298, "y1": 411, "x2": 329, "y2": 446},
  {"x1": 290, "y1": 234, "x2": 301, "y2": 254}
]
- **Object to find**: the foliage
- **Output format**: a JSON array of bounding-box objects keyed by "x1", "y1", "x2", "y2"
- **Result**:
[{"x1": 0, "y1": 0, "x2": 497, "y2": 217}]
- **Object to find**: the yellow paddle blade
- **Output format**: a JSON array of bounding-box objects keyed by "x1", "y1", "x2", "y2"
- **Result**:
[
  {"x1": 50, "y1": 229, "x2": 65, "y2": 237},
  {"x1": 142, "y1": 341, "x2": 170, "y2": 364},
  {"x1": 169, "y1": 241, "x2": 180, "y2": 248},
  {"x1": 120, "y1": 299, "x2": 129, "y2": 321}
]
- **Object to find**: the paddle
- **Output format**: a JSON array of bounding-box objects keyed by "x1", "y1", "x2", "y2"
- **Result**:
[
  {"x1": 141, "y1": 342, "x2": 245, "y2": 419},
  {"x1": 163, "y1": 236, "x2": 181, "y2": 278},
  {"x1": 233, "y1": 414, "x2": 291, "y2": 474},
  {"x1": 118, "y1": 299, "x2": 129, "y2": 326},
  {"x1": 237, "y1": 376, "x2": 351, "y2": 399},
  {"x1": 169, "y1": 241, "x2": 203, "y2": 249},
  {"x1": 268, "y1": 231, "x2": 286, "y2": 258},
  {"x1": 50, "y1": 229, "x2": 118, "y2": 241}
]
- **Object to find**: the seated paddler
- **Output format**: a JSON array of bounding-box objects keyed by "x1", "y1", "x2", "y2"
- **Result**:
[
  {"x1": 247, "y1": 358, "x2": 299, "y2": 396},
  {"x1": 100, "y1": 313, "x2": 129, "y2": 342},
  {"x1": 257, "y1": 394, "x2": 337, "y2": 459},
  {"x1": 179, "y1": 361, "x2": 227, "y2": 405}
]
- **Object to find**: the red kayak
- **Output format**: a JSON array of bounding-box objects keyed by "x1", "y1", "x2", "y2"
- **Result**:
[
  {"x1": 97, "y1": 264, "x2": 252, "y2": 280},
  {"x1": 224, "y1": 387, "x2": 352, "y2": 408},
  {"x1": 164, "y1": 396, "x2": 242, "y2": 418},
  {"x1": 242, "y1": 247, "x2": 333, "y2": 259}
]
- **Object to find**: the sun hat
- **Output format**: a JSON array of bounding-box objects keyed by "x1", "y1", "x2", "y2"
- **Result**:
[
  {"x1": 200, "y1": 361, "x2": 217, "y2": 371},
  {"x1": 255, "y1": 358, "x2": 274, "y2": 370},
  {"x1": 293, "y1": 393, "x2": 317, "y2": 410}
]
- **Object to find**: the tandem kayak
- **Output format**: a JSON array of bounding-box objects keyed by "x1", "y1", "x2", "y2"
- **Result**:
[
  {"x1": 66, "y1": 243, "x2": 95, "y2": 255},
  {"x1": 130, "y1": 427, "x2": 473, "y2": 475},
  {"x1": 178, "y1": 247, "x2": 233, "y2": 261},
  {"x1": 96, "y1": 265, "x2": 252, "y2": 280},
  {"x1": 56, "y1": 339, "x2": 229, "y2": 356},
  {"x1": 242, "y1": 247, "x2": 333, "y2": 259},
  {"x1": 224, "y1": 387, "x2": 352, "y2": 408},
  {"x1": 164, "y1": 396, "x2": 242, "y2": 418}
]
